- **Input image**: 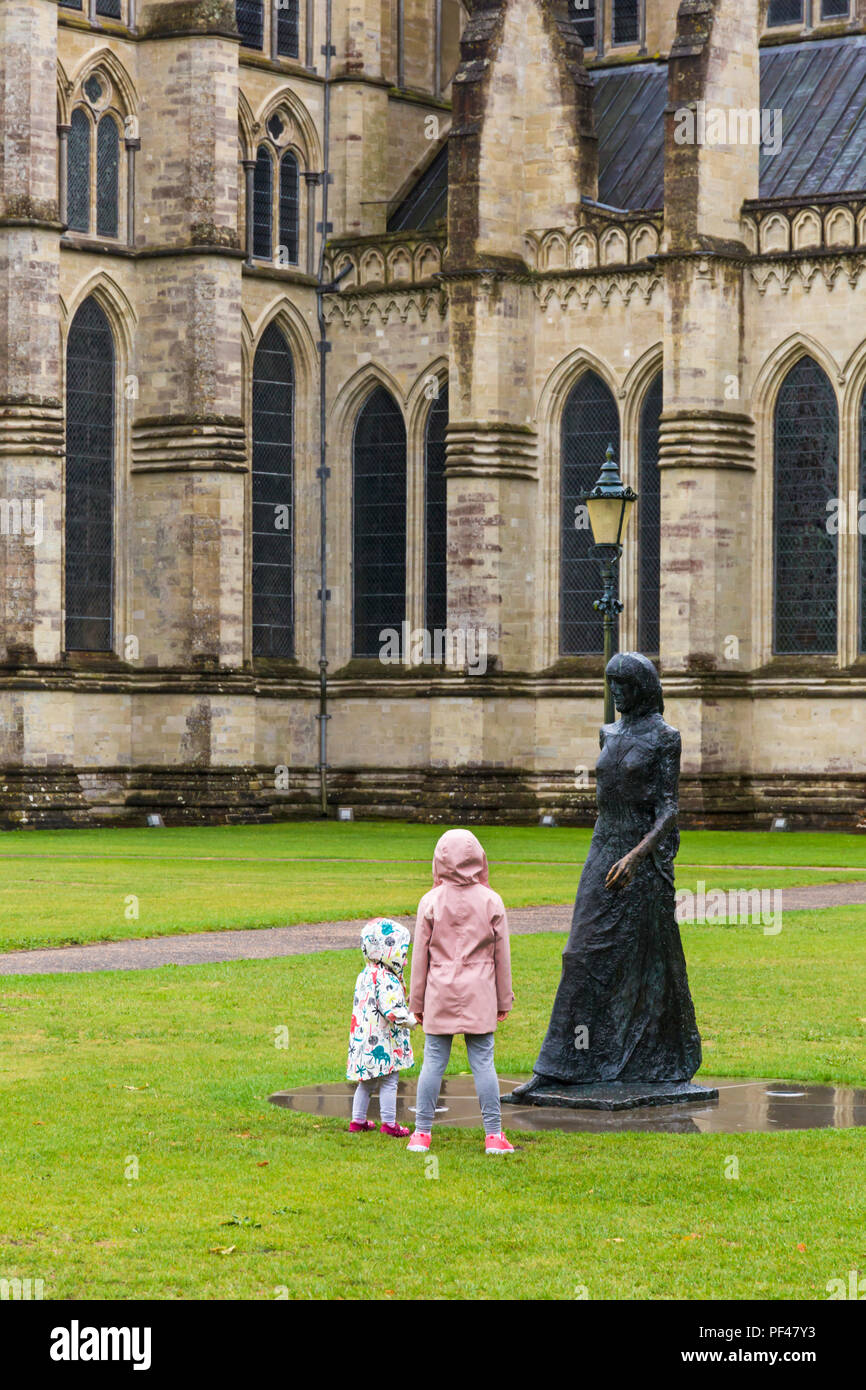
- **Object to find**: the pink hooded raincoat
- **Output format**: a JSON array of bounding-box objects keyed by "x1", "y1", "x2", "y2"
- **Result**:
[{"x1": 409, "y1": 828, "x2": 514, "y2": 1035}]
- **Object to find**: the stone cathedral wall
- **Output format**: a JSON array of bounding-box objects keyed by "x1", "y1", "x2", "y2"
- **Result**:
[{"x1": 0, "y1": 0, "x2": 863, "y2": 828}]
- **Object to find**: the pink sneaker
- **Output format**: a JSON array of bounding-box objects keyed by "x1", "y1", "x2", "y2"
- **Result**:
[
  {"x1": 485, "y1": 1132, "x2": 515, "y2": 1154},
  {"x1": 406, "y1": 1130, "x2": 431, "y2": 1152},
  {"x1": 349, "y1": 1120, "x2": 376, "y2": 1133},
  {"x1": 380, "y1": 1122, "x2": 411, "y2": 1138}
]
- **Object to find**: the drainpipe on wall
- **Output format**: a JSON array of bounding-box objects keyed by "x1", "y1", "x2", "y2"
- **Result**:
[{"x1": 315, "y1": 0, "x2": 351, "y2": 818}]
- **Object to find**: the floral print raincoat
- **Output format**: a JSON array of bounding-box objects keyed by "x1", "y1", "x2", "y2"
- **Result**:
[{"x1": 346, "y1": 918, "x2": 415, "y2": 1081}]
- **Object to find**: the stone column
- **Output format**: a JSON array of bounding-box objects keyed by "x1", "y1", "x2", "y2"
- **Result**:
[
  {"x1": 242, "y1": 157, "x2": 256, "y2": 263},
  {"x1": 658, "y1": 0, "x2": 761, "y2": 800},
  {"x1": 132, "y1": 1, "x2": 246, "y2": 672},
  {"x1": 304, "y1": 170, "x2": 321, "y2": 276},
  {"x1": 125, "y1": 134, "x2": 140, "y2": 246},
  {"x1": 329, "y1": 0, "x2": 391, "y2": 236},
  {"x1": 443, "y1": 0, "x2": 596, "y2": 675},
  {"x1": 0, "y1": 0, "x2": 64, "y2": 670}
]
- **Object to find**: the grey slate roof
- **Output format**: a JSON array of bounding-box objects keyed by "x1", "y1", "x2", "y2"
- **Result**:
[
  {"x1": 388, "y1": 35, "x2": 866, "y2": 229},
  {"x1": 596, "y1": 35, "x2": 866, "y2": 210}
]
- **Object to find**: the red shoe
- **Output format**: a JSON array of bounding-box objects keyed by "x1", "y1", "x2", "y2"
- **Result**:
[
  {"x1": 485, "y1": 1132, "x2": 515, "y2": 1154},
  {"x1": 406, "y1": 1130, "x2": 431, "y2": 1152},
  {"x1": 349, "y1": 1120, "x2": 377, "y2": 1133},
  {"x1": 380, "y1": 1122, "x2": 411, "y2": 1138}
]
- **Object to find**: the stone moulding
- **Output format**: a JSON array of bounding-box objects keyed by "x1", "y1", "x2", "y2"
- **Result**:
[
  {"x1": 534, "y1": 270, "x2": 663, "y2": 310},
  {"x1": 323, "y1": 290, "x2": 446, "y2": 328},
  {"x1": 749, "y1": 254, "x2": 866, "y2": 296},
  {"x1": 138, "y1": 1, "x2": 238, "y2": 41},
  {"x1": 657, "y1": 410, "x2": 756, "y2": 472},
  {"x1": 444, "y1": 422, "x2": 538, "y2": 480},
  {"x1": 0, "y1": 402, "x2": 64, "y2": 458},
  {"x1": 0, "y1": 765, "x2": 860, "y2": 831},
  {"x1": 131, "y1": 416, "x2": 247, "y2": 472}
]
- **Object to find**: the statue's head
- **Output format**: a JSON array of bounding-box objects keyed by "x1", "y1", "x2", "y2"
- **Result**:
[{"x1": 605, "y1": 652, "x2": 664, "y2": 717}]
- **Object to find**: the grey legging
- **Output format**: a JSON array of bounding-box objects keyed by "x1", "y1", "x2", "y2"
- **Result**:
[{"x1": 415, "y1": 1032, "x2": 502, "y2": 1136}]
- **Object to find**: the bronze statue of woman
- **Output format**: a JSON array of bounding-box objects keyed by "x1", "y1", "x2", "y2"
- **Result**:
[{"x1": 511, "y1": 652, "x2": 704, "y2": 1098}]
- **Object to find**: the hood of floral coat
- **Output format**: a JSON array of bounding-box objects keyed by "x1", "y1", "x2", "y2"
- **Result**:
[
  {"x1": 359, "y1": 918, "x2": 410, "y2": 975},
  {"x1": 432, "y1": 828, "x2": 490, "y2": 888}
]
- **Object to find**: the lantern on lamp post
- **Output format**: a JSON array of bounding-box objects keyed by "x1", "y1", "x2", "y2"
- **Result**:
[{"x1": 580, "y1": 444, "x2": 638, "y2": 726}]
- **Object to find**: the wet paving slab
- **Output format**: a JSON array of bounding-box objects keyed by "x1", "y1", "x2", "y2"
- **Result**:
[{"x1": 268, "y1": 1077, "x2": 866, "y2": 1135}]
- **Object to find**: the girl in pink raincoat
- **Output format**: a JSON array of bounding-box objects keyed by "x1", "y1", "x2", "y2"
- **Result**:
[
  {"x1": 347, "y1": 918, "x2": 417, "y2": 1137},
  {"x1": 407, "y1": 828, "x2": 515, "y2": 1155}
]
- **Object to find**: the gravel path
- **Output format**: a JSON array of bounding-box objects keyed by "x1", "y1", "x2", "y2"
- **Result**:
[{"x1": 1, "y1": 880, "x2": 865, "y2": 976}]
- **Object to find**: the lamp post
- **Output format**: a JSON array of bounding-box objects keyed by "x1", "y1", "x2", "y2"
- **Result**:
[{"x1": 581, "y1": 445, "x2": 638, "y2": 726}]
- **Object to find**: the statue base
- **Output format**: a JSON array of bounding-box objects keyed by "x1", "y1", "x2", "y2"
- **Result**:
[{"x1": 502, "y1": 1079, "x2": 719, "y2": 1111}]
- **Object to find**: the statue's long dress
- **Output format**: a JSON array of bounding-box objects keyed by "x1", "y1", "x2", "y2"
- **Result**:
[{"x1": 533, "y1": 713, "x2": 701, "y2": 1084}]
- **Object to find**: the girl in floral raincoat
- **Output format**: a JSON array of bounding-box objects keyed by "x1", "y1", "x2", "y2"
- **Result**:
[{"x1": 347, "y1": 918, "x2": 416, "y2": 1136}]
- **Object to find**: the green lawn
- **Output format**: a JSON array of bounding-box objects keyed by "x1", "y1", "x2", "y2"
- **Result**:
[
  {"x1": 1, "y1": 909, "x2": 865, "y2": 1299},
  {"x1": 0, "y1": 822, "x2": 863, "y2": 951}
]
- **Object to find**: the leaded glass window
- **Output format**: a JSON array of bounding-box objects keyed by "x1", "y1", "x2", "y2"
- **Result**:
[
  {"x1": 773, "y1": 358, "x2": 838, "y2": 655},
  {"x1": 65, "y1": 298, "x2": 115, "y2": 653},
  {"x1": 569, "y1": 0, "x2": 596, "y2": 48},
  {"x1": 561, "y1": 372, "x2": 620, "y2": 655},
  {"x1": 236, "y1": 0, "x2": 265, "y2": 49},
  {"x1": 96, "y1": 0, "x2": 122, "y2": 18},
  {"x1": 67, "y1": 109, "x2": 91, "y2": 234},
  {"x1": 252, "y1": 323, "x2": 294, "y2": 658},
  {"x1": 84, "y1": 76, "x2": 105, "y2": 104},
  {"x1": 425, "y1": 386, "x2": 448, "y2": 635},
  {"x1": 860, "y1": 387, "x2": 866, "y2": 653},
  {"x1": 253, "y1": 147, "x2": 273, "y2": 259},
  {"x1": 277, "y1": 0, "x2": 300, "y2": 57},
  {"x1": 767, "y1": 0, "x2": 804, "y2": 25},
  {"x1": 96, "y1": 116, "x2": 119, "y2": 238},
  {"x1": 278, "y1": 152, "x2": 300, "y2": 265},
  {"x1": 821, "y1": 0, "x2": 849, "y2": 17},
  {"x1": 637, "y1": 372, "x2": 662, "y2": 654},
  {"x1": 59, "y1": 0, "x2": 83, "y2": 9},
  {"x1": 612, "y1": 0, "x2": 639, "y2": 45},
  {"x1": 353, "y1": 387, "x2": 407, "y2": 658}
]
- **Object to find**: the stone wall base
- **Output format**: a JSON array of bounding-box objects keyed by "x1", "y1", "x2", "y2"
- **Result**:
[{"x1": 0, "y1": 766, "x2": 863, "y2": 830}]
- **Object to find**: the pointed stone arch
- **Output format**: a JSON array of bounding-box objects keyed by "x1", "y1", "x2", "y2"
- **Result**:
[
  {"x1": 253, "y1": 86, "x2": 321, "y2": 170},
  {"x1": 68, "y1": 46, "x2": 138, "y2": 119},
  {"x1": 61, "y1": 270, "x2": 136, "y2": 366},
  {"x1": 238, "y1": 89, "x2": 256, "y2": 161}
]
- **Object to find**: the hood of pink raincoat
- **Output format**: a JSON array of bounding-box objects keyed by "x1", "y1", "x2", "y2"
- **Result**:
[
  {"x1": 359, "y1": 918, "x2": 410, "y2": 974},
  {"x1": 432, "y1": 828, "x2": 490, "y2": 888}
]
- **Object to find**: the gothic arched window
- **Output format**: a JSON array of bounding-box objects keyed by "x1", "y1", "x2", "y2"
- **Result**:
[
  {"x1": 568, "y1": 0, "x2": 596, "y2": 48},
  {"x1": 767, "y1": 0, "x2": 804, "y2": 25},
  {"x1": 252, "y1": 146, "x2": 273, "y2": 259},
  {"x1": 425, "y1": 385, "x2": 448, "y2": 634},
  {"x1": 236, "y1": 0, "x2": 265, "y2": 49},
  {"x1": 65, "y1": 298, "x2": 115, "y2": 653},
  {"x1": 64, "y1": 69, "x2": 125, "y2": 241},
  {"x1": 637, "y1": 371, "x2": 662, "y2": 654},
  {"x1": 773, "y1": 357, "x2": 838, "y2": 654},
  {"x1": 561, "y1": 371, "x2": 621, "y2": 655},
  {"x1": 96, "y1": 115, "x2": 120, "y2": 238},
  {"x1": 277, "y1": 0, "x2": 300, "y2": 57},
  {"x1": 353, "y1": 387, "x2": 407, "y2": 657},
  {"x1": 67, "y1": 108, "x2": 91, "y2": 233},
  {"x1": 278, "y1": 151, "x2": 300, "y2": 265},
  {"x1": 252, "y1": 322, "x2": 295, "y2": 659},
  {"x1": 860, "y1": 385, "x2": 866, "y2": 653},
  {"x1": 612, "y1": 0, "x2": 640, "y2": 45}
]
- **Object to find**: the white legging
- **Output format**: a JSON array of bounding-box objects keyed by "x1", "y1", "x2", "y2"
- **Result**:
[{"x1": 352, "y1": 1071, "x2": 400, "y2": 1126}]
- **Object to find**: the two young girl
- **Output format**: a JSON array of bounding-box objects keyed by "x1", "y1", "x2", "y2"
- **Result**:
[{"x1": 346, "y1": 827, "x2": 514, "y2": 1154}]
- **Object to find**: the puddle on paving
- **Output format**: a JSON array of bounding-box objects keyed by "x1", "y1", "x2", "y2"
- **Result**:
[{"x1": 268, "y1": 1077, "x2": 866, "y2": 1135}]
